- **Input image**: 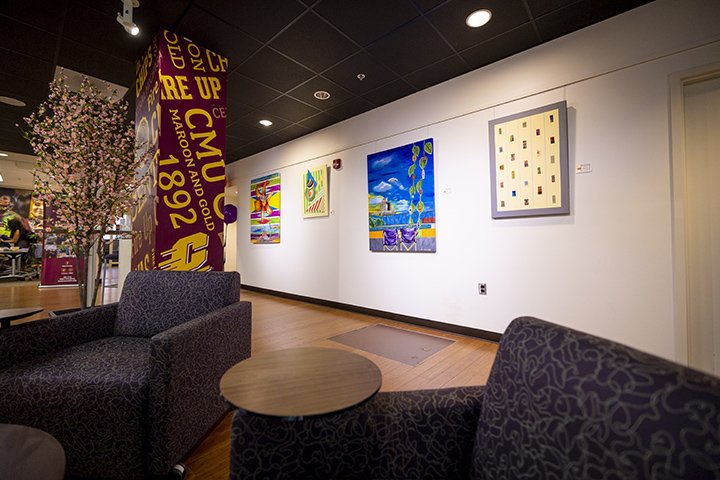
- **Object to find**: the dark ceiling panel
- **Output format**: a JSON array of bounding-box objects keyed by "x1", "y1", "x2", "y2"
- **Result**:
[
  {"x1": 57, "y1": 38, "x2": 136, "y2": 87},
  {"x1": 270, "y1": 12, "x2": 359, "y2": 72},
  {"x1": 0, "y1": 17, "x2": 58, "y2": 62},
  {"x1": 272, "y1": 124, "x2": 313, "y2": 142},
  {"x1": 262, "y1": 95, "x2": 320, "y2": 123},
  {"x1": 74, "y1": 0, "x2": 191, "y2": 31},
  {"x1": 227, "y1": 74, "x2": 281, "y2": 109},
  {"x1": 195, "y1": 0, "x2": 305, "y2": 43},
  {"x1": 175, "y1": 6, "x2": 262, "y2": 68},
  {"x1": 362, "y1": 79, "x2": 417, "y2": 107},
  {"x1": 225, "y1": 99, "x2": 255, "y2": 126},
  {"x1": 0, "y1": 0, "x2": 655, "y2": 162},
  {"x1": 326, "y1": 97, "x2": 377, "y2": 122},
  {"x1": 0, "y1": 73, "x2": 50, "y2": 103},
  {"x1": 405, "y1": 56, "x2": 471, "y2": 90},
  {"x1": 232, "y1": 110, "x2": 293, "y2": 133},
  {"x1": 365, "y1": 18, "x2": 454, "y2": 76},
  {"x1": 0, "y1": 0, "x2": 65, "y2": 33},
  {"x1": 63, "y1": 2, "x2": 146, "y2": 62},
  {"x1": 314, "y1": 0, "x2": 419, "y2": 47},
  {"x1": 535, "y1": 0, "x2": 651, "y2": 42},
  {"x1": 236, "y1": 47, "x2": 314, "y2": 93},
  {"x1": 460, "y1": 23, "x2": 540, "y2": 70},
  {"x1": 524, "y1": 0, "x2": 578, "y2": 17},
  {"x1": 0, "y1": 49, "x2": 54, "y2": 84},
  {"x1": 427, "y1": 0, "x2": 534, "y2": 51},
  {"x1": 288, "y1": 77, "x2": 354, "y2": 110},
  {"x1": 300, "y1": 112, "x2": 338, "y2": 131},
  {"x1": 413, "y1": 0, "x2": 449, "y2": 13},
  {"x1": 323, "y1": 51, "x2": 399, "y2": 95}
]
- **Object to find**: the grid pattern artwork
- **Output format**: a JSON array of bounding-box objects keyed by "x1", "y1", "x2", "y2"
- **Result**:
[{"x1": 489, "y1": 101, "x2": 570, "y2": 218}]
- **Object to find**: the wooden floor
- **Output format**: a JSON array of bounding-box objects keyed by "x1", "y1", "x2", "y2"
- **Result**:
[{"x1": 0, "y1": 279, "x2": 499, "y2": 480}]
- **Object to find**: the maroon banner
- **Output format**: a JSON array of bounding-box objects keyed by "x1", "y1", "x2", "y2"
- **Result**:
[
  {"x1": 40, "y1": 205, "x2": 81, "y2": 286},
  {"x1": 133, "y1": 30, "x2": 227, "y2": 271},
  {"x1": 131, "y1": 33, "x2": 160, "y2": 271}
]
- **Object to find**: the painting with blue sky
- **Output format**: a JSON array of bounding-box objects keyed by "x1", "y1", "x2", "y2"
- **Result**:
[{"x1": 367, "y1": 138, "x2": 436, "y2": 252}]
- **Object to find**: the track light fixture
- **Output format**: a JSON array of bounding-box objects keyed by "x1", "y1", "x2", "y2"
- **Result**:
[{"x1": 117, "y1": 0, "x2": 140, "y2": 36}]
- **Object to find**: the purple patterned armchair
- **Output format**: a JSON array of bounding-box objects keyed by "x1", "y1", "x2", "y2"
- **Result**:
[
  {"x1": 0, "y1": 270, "x2": 252, "y2": 479},
  {"x1": 230, "y1": 316, "x2": 720, "y2": 480}
]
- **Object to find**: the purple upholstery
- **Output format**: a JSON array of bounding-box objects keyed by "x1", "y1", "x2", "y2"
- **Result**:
[
  {"x1": 0, "y1": 270, "x2": 252, "y2": 479},
  {"x1": 115, "y1": 270, "x2": 241, "y2": 337},
  {"x1": 230, "y1": 387, "x2": 483, "y2": 480},
  {"x1": 0, "y1": 336, "x2": 151, "y2": 478},
  {"x1": 230, "y1": 316, "x2": 720, "y2": 480},
  {"x1": 472, "y1": 316, "x2": 720, "y2": 480}
]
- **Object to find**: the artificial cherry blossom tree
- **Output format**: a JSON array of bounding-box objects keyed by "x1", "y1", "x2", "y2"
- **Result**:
[{"x1": 24, "y1": 75, "x2": 148, "y2": 308}]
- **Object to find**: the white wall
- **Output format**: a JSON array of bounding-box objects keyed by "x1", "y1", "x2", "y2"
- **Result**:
[{"x1": 228, "y1": 0, "x2": 720, "y2": 361}]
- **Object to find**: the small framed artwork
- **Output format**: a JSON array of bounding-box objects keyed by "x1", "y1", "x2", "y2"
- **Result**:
[
  {"x1": 250, "y1": 173, "x2": 280, "y2": 244},
  {"x1": 303, "y1": 165, "x2": 329, "y2": 218},
  {"x1": 489, "y1": 101, "x2": 569, "y2": 218}
]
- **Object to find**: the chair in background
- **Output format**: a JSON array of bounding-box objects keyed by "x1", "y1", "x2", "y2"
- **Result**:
[{"x1": 0, "y1": 270, "x2": 252, "y2": 479}]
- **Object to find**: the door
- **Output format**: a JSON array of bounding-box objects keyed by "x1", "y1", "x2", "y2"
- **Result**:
[{"x1": 683, "y1": 75, "x2": 720, "y2": 375}]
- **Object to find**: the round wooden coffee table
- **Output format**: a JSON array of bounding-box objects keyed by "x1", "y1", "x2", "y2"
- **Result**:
[
  {"x1": 220, "y1": 347, "x2": 382, "y2": 418},
  {"x1": 0, "y1": 307, "x2": 44, "y2": 328},
  {"x1": 0, "y1": 424, "x2": 65, "y2": 480}
]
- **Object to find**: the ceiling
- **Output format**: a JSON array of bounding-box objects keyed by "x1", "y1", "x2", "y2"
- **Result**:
[{"x1": 0, "y1": 0, "x2": 653, "y2": 187}]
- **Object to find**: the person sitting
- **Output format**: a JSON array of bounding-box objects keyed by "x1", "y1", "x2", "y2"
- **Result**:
[{"x1": 5, "y1": 216, "x2": 37, "y2": 249}]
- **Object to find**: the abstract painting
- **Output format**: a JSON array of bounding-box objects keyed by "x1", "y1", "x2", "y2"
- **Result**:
[
  {"x1": 250, "y1": 172, "x2": 280, "y2": 244},
  {"x1": 303, "y1": 166, "x2": 329, "y2": 218},
  {"x1": 489, "y1": 101, "x2": 569, "y2": 218},
  {"x1": 367, "y1": 138, "x2": 436, "y2": 252}
]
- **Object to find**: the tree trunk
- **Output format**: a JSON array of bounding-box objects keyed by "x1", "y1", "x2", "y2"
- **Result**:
[
  {"x1": 91, "y1": 237, "x2": 107, "y2": 308},
  {"x1": 76, "y1": 249, "x2": 90, "y2": 309}
]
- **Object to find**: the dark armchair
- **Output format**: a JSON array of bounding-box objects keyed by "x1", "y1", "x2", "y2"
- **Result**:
[
  {"x1": 0, "y1": 270, "x2": 252, "y2": 479},
  {"x1": 230, "y1": 316, "x2": 720, "y2": 480}
]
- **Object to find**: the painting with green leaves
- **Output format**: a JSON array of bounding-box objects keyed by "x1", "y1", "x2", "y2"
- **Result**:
[{"x1": 367, "y1": 138, "x2": 436, "y2": 252}]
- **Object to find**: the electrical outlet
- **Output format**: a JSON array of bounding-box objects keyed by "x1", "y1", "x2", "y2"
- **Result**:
[{"x1": 478, "y1": 283, "x2": 487, "y2": 295}]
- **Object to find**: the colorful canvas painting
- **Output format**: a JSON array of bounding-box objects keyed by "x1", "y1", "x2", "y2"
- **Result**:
[
  {"x1": 250, "y1": 173, "x2": 280, "y2": 244},
  {"x1": 367, "y1": 138, "x2": 436, "y2": 253},
  {"x1": 303, "y1": 166, "x2": 329, "y2": 218}
]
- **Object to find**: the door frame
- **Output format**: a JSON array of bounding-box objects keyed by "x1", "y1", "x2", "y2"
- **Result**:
[{"x1": 669, "y1": 63, "x2": 720, "y2": 364}]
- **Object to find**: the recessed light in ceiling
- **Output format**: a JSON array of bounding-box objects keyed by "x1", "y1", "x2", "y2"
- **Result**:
[
  {"x1": 357, "y1": 74, "x2": 366, "y2": 81},
  {"x1": 0, "y1": 96, "x2": 27, "y2": 107},
  {"x1": 466, "y1": 9, "x2": 492, "y2": 28},
  {"x1": 313, "y1": 90, "x2": 331, "y2": 100},
  {"x1": 259, "y1": 119, "x2": 273, "y2": 127}
]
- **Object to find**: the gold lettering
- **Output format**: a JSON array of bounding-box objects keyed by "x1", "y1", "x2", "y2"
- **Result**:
[{"x1": 184, "y1": 108, "x2": 212, "y2": 129}]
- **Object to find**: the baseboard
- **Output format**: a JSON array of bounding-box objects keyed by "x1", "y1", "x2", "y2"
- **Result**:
[{"x1": 241, "y1": 284, "x2": 502, "y2": 343}]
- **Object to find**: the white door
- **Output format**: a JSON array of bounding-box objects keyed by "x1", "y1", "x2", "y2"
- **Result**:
[{"x1": 683, "y1": 75, "x2": 720, "y2": 375}]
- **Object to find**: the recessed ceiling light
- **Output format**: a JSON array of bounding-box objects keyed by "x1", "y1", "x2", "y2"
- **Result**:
[
  {"x1": 466, "y1": 9, "x2": 492, "y2": 28},
  {"x1": 259, "y1": 119, "x2": 273, "y2": 127},
  {"x1": 357, "y1": 74, "x2": 366, "y2": 81},
  {"x1": 0, "y1": 96, "x2": 27, "y2": 107},
  {"x1": 314, "y1": 90, "x2": 331, "y2": 100}
]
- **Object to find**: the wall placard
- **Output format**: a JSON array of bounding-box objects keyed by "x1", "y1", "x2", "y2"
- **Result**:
[{"x1": 489, "y1": 101, "x2": 569, "y2": 218}]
